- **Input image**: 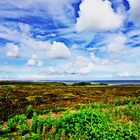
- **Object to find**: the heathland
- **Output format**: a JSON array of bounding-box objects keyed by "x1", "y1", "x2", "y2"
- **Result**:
[{"x1": 0, "y1": 81, "x2": 140, "y2": 139}]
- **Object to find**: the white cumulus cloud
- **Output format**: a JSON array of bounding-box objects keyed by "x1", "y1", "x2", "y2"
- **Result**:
[
  {"x1": 76, "y1": 0, "x2": 124, "y2": 32},
  {"x1": 47, "y1": 41, "x2": 71, "y2": 59},
  {"x1": 27, "y1": 54, "x2": 43, "y2": 66},
  {"x1": 6, "y1": 43, "x2": 19, "y2": 58}
]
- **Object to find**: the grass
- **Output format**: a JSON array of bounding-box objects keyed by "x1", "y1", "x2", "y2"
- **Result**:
[{"x1": 0, "y1": 81, "x2": 140, "y2": 139}]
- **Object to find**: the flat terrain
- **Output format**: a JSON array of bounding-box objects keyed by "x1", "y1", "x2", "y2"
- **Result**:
[
  {"x1": 0, "y1": 81, "x2": 140, "y2": 139},
  {"x1": 0, "y1": 81, "x2": 140, "y2": 121}
]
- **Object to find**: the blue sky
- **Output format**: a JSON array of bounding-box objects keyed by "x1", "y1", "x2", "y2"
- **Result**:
[{"x1": 0, "y1": 0, "x2": 140, "y2": 80}]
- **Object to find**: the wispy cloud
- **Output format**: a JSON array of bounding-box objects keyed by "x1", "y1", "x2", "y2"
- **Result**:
[{"x1": 0, "y1": 0, "x2": 140, "y2": 80}]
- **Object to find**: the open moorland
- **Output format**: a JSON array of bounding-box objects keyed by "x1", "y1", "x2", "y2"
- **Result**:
[{"x1": 0, "y1": 81, "x2": 140, "y2": 139}]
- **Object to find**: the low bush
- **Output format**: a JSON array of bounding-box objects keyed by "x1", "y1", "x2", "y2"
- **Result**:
[
  {"x1": 26, "y1": 105, "x2": 35, "y2": 119},
  {"x1": 1, "y1": 105, "x2": 139, "y2": 139},
  {"x1": 72, "y1": 82, "x2": 91, "y2": 86},
  {"x1": 45, "y1": 109, "x2": 139, "y2": 139},
  {"x1": 5, "y1": 114, "x2": 28, "y2": 135}
]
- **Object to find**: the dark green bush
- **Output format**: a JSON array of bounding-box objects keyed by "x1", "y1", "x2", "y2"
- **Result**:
[
  {"x1": 26, "y1": 105, "x2": 35, "y2": 119},
  {"x1": 72, "y1": 82, "x2": 91, "y2": 86}
]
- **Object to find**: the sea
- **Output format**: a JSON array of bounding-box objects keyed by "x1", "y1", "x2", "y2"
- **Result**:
[
  {"x1": 40, "y1": 80, "x2": 140, "y2": 85},
  {"x1": 2, "y1": 80, "x2": 140, "y2": 85}
]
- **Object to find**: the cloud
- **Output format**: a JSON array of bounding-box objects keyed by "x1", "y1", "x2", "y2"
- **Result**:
[
  {"x1": 103, "y1": 34, "x2": 127, "y2": 53},
  {"x1": 118, "y1": 71, "x2": 130, "y2": 77},
  {"x1": 111, "y1": 0, "x2": 126, "y2": 13},
  {"x1": 0, "y1": 0, "x2": 140, "y2": 80},
  {"x1": 90, "y1": 53, "x2": 109, "y2": 65},
  {"x1": 41, "y1": 56, "x2": 94, "y2": 75},
  {"x1": 118, "y1": 71, "x2": 140, "y2": 77},
  {"x1": 76, "y1": 0, "x2": 124, "y2": 32},
  {"x1": 19, "y1": 23, "x2": 31, "y2": 34},
  {"x1": 47, "y1": 41, "x2": 71, "y2": 59},
  {"x1": 101, "y1": 32, "x2": 140, "y2": 64},
  {"x1": 27, "y1": 54, "x2": 43, "y2": 66},
  {"x1": 78, "y1": 62, "x2": 94, "y2": 75},
  {"x1": 0, "y1": 25, "x2": 21, "y2": 42},
  {"x1": 18, "y1": 74, "x2": 50, "y2": 80},
  {"x1": 0, "y1": 0, "x2": 76, "y2": 27},
  {"x1": 95, "y1": 74, "x2": 112, "y2": 79},
  {"x1": 0, "y1": 24, "x2": 50, "y2": 59},
  {"x1": 88, "y1": 32, "x2": 140, "y2": 67},
  {"x1": 8, "y1": 0, "x2": 33, "y2": 8},
  {"x1": 0, "y1": 24, "x2": 72, "y2": 61},
  {"x1": 128, "y1": 0, "x2": 140, "y2": 26},
  {"x1": 5, "y1": 43, "x2": 19, "y2": 58}
]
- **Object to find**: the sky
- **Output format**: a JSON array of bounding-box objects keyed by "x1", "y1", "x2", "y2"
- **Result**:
[{"x1": 0, "y1": 0, "x2": 140, "y2": 80}]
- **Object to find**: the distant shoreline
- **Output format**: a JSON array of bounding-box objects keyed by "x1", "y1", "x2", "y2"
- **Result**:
[{"x1": 0, "y1": 80, "x2": 140, "y2": 85}]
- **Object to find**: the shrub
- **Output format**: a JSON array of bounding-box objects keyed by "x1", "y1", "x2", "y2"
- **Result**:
[
  {"x1": 5, "y1": 114, "x2": 28, "y2": 135},
  {"x1": 1, "y1": 85, "x2": 13, "y2": 91},
  {"x1": 47, "y1": 109, "x2": 139, "y2": 139},
  {"x1": 2, "y1": 105, "x2": 139, "y2": 139},
  {"x1": 26, "y1": 105, "x2": 35, "y2": 119},
  {"x1": 44, "y1": 113, "x2": 53, "y2": 132},
  {"x1": 30, "y1": 112, "x2": 38, "y2": 133},
  {"x1": 72, "y1": 82, "x2": 91, "y2": 86}
]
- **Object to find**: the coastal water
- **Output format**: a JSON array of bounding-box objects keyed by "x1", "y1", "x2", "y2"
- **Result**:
[
  {"x1": 89, "y1": 80, "x2": 140, "y2": 85},
  {"x1": 41, "y1": 80, "x2": 140, "y2": 85}
]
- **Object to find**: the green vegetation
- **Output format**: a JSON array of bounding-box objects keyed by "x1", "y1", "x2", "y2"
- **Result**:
[
  {"x1": 72, "y1": 82, "x2": 92, "y2": 86},
  {"x1": 0, "y1": 101, "x2": 140, "y2": 139},
  {"x1": 5, "y1": 114, "x2": 28, "y2": 135},
  {"x1": 0, "y1": 81, "x2": 140, "y2": 139},
  {"x1": 26, "y1": 105, "x2": 35, "y2": 119}
]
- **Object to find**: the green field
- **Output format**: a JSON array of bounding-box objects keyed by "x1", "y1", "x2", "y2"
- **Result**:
[{"x1": 0, "y1": 81, "x2": 140, "y2": 139}]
